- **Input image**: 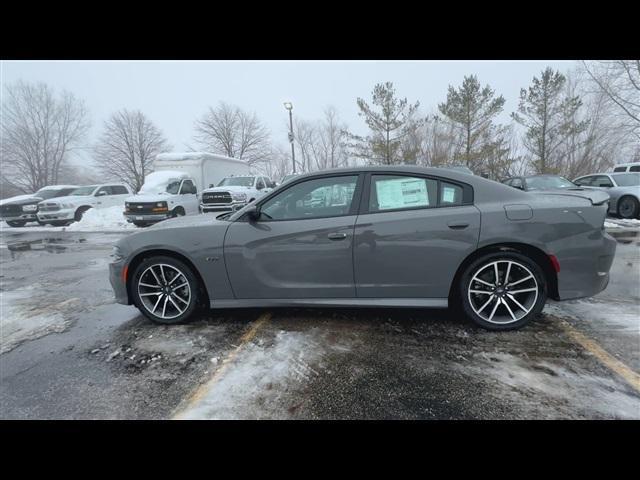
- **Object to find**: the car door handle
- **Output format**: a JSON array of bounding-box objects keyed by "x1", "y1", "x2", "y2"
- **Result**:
[
  {"x1": 327, "y1": 232, "x2": 348, "y2": 240},
  {"x1": 447, "y1": 222, "x2": 469, "y2": 229}
]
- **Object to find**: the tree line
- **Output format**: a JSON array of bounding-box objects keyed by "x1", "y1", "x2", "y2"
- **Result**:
[{"x1": 1, "y1": 61, "x2": 638, "y2": 197}]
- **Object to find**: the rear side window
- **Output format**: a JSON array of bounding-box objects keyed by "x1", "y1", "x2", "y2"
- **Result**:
[
  {"x1": 96, "y1": 186, "x2": 113, "y2": 195},
  {"x1": 370, "y1": 175, "x2": 438, "y2": 212},
  {"x1": 440, "y1": 182, "x2": 463, "y2": 206},
  {"x1": 613, "y1": 166, "x2": 627, "y2": 172},
  {"x1": 111, "y1": 185, "x2": 129, "y2": 194},
  {"x1": 630, "y1": 165, "x2": 640, "y2": 172}
]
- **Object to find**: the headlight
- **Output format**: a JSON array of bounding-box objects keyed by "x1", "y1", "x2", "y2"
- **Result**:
[
  {"x1": 22, "y1": 204, "x2": 38, "y2": 212},
  {"x1": 232, "y1": 193, "x2": 247, "y2": 202},
  {"x1": 62, "y1": 203, "x2": 74, "y2": 209},
  {"x1": 111, "y1": 246, "x2": 124, "y2": 261}
]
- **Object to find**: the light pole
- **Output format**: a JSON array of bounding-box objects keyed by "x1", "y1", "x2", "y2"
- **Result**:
[{"x1": 284, "y1": 102, "x2": 295, "y2": 173}]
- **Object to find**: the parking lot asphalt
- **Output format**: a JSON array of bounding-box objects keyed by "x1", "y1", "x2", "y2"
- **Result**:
[{"x1": 1, "y1": 225, "x2": 638, "y2": 419}]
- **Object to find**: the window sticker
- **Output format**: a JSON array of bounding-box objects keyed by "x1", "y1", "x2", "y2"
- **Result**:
[
  {"x1": 376, "y1": 178, "x2": 429, "y2": 210},
  {"x1": 442, "y1": 186, "x2": 456, "y2": 203}
]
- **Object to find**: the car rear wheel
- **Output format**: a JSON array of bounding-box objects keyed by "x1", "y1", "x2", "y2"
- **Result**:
[
  {"x1": 460, "y1": 252, "x2": 547, "y2": 330},
  {"x1": 131, "y1": 256, "x2": 200, "y2": 324},
  {"x1": 6, "y1": 220, "x2": 27, "y2": 227},
  {"x1": 617, "y1": 196, "x2": 639, "y2": 219}
]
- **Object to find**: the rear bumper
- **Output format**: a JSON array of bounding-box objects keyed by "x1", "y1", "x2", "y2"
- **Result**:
[
  {"x1": 555, "y1": 230, "x2": 617, "y2": 300},
  {"x1": 109, "y1": 260, "x2": 129, "y2": 305},
  {"x1": 124, "y1": 212, "x2": 171, "y2": 223}
]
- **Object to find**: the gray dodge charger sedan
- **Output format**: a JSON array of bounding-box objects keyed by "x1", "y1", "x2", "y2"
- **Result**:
[{"x1": 109, "y1": 166, "x2": 616, "y2": 330}]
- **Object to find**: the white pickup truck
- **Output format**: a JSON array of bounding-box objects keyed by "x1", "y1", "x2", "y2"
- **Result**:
[
  {"x1": 200, "y1": 175, "x2": 276, "y2": 213},
  {"x1": 37, "y1": 184, "x2": 133, "y2": 226}
]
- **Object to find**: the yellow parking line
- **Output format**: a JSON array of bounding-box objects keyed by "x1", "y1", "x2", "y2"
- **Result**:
[
  {"x1": 172, "y1": 312, "x2": 272, "y2": 419},
  {"x1": 556, "y1": 318, "x2": 640, "y2": 394}
]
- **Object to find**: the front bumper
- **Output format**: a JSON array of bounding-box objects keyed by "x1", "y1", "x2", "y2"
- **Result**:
[
  {"x1": 37, "y1": 208, "x2": 75, "y2": 221},
  {"x1": 109, "y1": 260, "x2": 130, "y2": 305},
  {"x1": 124, "y1": 212, "x2": 171, "y2": 223},
  {"x1": 1, "y1": 212, "x2": 38, "y2": 222},
  {"x1": 200, "y1": 202, "x2": 246, "y2": 213}
]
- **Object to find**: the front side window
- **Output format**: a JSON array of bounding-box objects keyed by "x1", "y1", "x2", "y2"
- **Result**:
[
  {"x1": 370, "y1": 175, "x2": 437, "y2": 212},
  {"x1": 591, "y1": 175, "x2": 614, "y2": 188},
  {"x1": 180, "y1": 180, "x2": 196, "y2": 194},
  {"x1": 111, "y1": 185, "x2": 129, "y2": 195},
  {"x1": 511, "y1": 178, "x2": 523, "y2": 189},
  {"x1": 525, "y1": 176, "x2": 575, "y2": 190},
  {"x1": 96, "y1": 186, "x2": 112, "y2": 196},
  {"x1": 70, "y1": 186, "x2": 98, "y2": 196},
  {"x1": 260, "y1": 175, "x2": 358, "y2": 221},
  {"x1": 256, "y1": 177, "x2": 266, "y2": 189},
  {"x1": 613, "y1": 166, "x2": 627, "y2": 172},
  {"x1": 573, "y1": 176, "x2": 593, "y2": 186},
  {"x1": 630, "y1": 166, "x2": 640, "y2": 172}
]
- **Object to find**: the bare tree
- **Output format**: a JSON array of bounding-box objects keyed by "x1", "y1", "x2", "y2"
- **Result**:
[
  {"x1": 255, "y1": 144, "x2": 292, "y2": 182},
  {"x1": 94, "y1": 109, "x2": 170, "y2": 192},
  {"x1": 315, "y1": 107, "x2": 350, "y2": 170},
  {"x1": 194, "y1": 102, "x2": 271, "y2": 166},
  {"x1": 1, "y1": 80, "x2": 90, "y2": 193},
  {"x1": 582, "y1": 60, "x2": 640, "y2": 139}
]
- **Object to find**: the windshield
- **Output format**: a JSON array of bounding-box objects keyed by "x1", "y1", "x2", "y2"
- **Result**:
[
  {"x1": 218, "y1": 177, "x2": 254, "y2": 187},
  {"x1": 69, "y1": 186, "x2": 98, "y2": 196},
  {"x1": 526, "y1": 176, "x2": 575, "y2": 190},
  {"x1": 35, "y1": 189, "x2": 65, "y2": 200},
  {"x1": 612, "y1": 173, "x2": 640, "y2": 186},
  {"x1": 166, "y1": 181, "x2": 182, "y2": 194}
]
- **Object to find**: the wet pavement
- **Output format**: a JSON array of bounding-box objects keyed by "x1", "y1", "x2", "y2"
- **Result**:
[{"x1": 1, "y1": 225, "x2": 639, "y2": 419}]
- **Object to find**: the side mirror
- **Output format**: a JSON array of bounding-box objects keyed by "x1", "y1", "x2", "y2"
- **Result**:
[
  {"x1": 96, "y1": 191, "x2": 108, "y2": 196},
  {"x1": 245, "y1": 205, "x2": 260, "y2": 221},
  {"x1": 209, "y1": 184, "x2": 214, "y2": 188}
]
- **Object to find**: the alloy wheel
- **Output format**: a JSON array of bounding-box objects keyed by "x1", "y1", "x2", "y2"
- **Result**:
[{"x1": 137, "y1": 263, "x2": 192, "y2": 320}]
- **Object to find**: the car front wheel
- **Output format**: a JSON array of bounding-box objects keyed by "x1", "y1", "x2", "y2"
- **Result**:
[
  {"x1": 6, "y1": 220, "x2": 27, "y2": 227},
  {"x1": 460, "y1": 252, "x2": 547, "y2": 330},
  {"x1": 131, "y1": 256, "x2": 200, "y2": 324}
]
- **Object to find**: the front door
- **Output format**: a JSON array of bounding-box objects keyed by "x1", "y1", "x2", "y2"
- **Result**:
[{"x1": 224, "y1": 174, "x2": 362, "y2": 299}]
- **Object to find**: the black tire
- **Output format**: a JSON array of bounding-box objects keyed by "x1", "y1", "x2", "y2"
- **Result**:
[
  {"x1": 131, "y1": 255, "x2": 200, "y2": 325},
  {"x1": 37, "y1": 220, "x2": 48, "y2": 226},
  {"x1": 6, "y1": 220, "x2": 27, "y2": 227},
  {"x1": 75, "y1": 206, "x2": 91, "y2": 222},
  {"x1": 172, "y1": 207, "x2": 185, "y2": 218},
  {"x1": 617, "y1": 195, "x2": 639, "y2": 219},
  {"x1": 459, "y1": 251, "x2": 547, "y2": 331}
]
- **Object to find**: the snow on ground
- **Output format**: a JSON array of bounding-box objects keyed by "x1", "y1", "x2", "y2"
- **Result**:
[
  {"x1": 177, "y1": 329, "x2": 336, "y2": 419},
  {"x1": 605, "y1": 221, "x2": 621, "y2": 228},
  {"x1": 65, "y1": 206, "x2": 135, "y2": 232},
  {"x1": 0, "y1": 284, "x2": 77, "y2": 354},
  {"x1": 606, "y1": 218, "x2": 640, "y2": 228},
  {"x1": 459, "y1": 352, "x2": 640, "y2": 419},
  {"x1": 545, "y1": 299, "x2": 640, "y2": 333}
]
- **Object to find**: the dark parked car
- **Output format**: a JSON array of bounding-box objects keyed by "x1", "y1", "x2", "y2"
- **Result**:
[
  {"x1": 110, "y1": 166, "x2": 615, "y2": 331},
  {"x1": 0, "y1": 185, "x2": 79, "y2": 227},
  {"x1": 502, "y1": 175, "x2": 577, "y2": 191}
]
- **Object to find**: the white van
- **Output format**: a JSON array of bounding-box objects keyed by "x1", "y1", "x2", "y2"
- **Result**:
[
  {"x1": 123, "y1": 152, "x2": 250, "y2": 226},
  {"x1": 612, "y1": 162, "x2": 640, "y2": 173}
]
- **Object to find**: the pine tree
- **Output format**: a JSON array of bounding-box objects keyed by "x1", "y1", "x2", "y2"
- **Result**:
[
  {"x1": 438, "y1": 75, "x2": 506, "y2": 172},
  {"x1": 350, "y1": 82, "x2": 422, "y2": 165},
  {"x1": 512, "y1": 68, "x2": 588, "y2": 174}
]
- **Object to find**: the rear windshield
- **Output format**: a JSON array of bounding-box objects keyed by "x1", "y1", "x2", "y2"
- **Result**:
[
  {"x1": 218, "y1": 177, "x2": 254, "y2": 187},
  {"x1": 612, "y1": 173, "x2": 640, "y2": 186},
  {"x1": 526, "y1": 176, "x2": 575, "y2": 190}
]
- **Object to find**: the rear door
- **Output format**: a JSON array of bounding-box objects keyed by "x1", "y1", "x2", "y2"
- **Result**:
[{"x1": 353, "y1": 173, "x2": 480, "y2": 299}]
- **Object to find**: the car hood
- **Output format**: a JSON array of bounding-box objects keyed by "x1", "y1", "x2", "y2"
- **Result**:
[
  {"x1": 1, "y1": 195, "x2": 44, "y2": 206},
  {"x1": 125, "y1": 194, "x2": 173, "y2": 203},
  {"x1": 202, "y1": 186, "x2": 254, "y2": 194},
  {"x1": 0, "y1": 194, "x2": 36, "y2": 206},
  {"x1": 40, "y1": 194, "x2": 93, "y2": 205},
  {"x1": 146, "y1": 213, "x2": 227, "y2": 230},
  {"x1": 532, "y1": 188, "x2": 610, "y2": 205}
]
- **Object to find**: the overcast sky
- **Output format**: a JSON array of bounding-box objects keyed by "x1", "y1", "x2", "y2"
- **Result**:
[{"x1": 1, "y1": 60, "x2": 576, "y2": 166}]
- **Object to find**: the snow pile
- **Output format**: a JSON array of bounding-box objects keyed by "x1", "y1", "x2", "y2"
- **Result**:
[
  {"x1": 66, "y1": 206, "x2": 135, "y2": 232},
  {"x1": 604, "y1": 221, "x2": 621, "y2": 228}
]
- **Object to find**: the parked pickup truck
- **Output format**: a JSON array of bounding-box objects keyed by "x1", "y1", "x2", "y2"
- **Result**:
[
  {"x1": 37, "y1": 184, "x2": 133, "y2": 226},
  {"x1": 200, "y1": 175, "x2": 275, "y2": 214},
  {"x1": 1, "y1": 185, "x2": 78, "y2": 227}
]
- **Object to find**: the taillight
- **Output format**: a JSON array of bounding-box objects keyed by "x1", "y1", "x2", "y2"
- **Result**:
[{"x1": 548, "y1": 254, "x2": 561, "y2": 273}]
